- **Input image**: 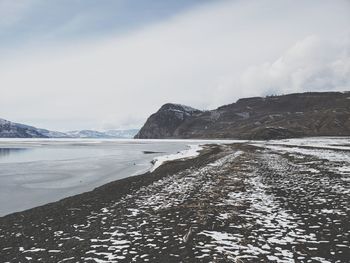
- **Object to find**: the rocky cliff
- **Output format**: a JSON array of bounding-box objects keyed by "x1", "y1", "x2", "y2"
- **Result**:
[
  {"x1": 135, "y1": 104, "x2": 202, "y2": 139},
  {"x1": 135, "y1": 91, "x2": 350, "y2": 140}
]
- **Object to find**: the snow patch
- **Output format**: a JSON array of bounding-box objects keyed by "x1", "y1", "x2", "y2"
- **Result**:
[{"x1": 150, "y1": 144, "x2": 203, "y2": 172}]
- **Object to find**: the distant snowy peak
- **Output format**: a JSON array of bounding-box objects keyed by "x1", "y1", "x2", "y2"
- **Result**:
[
  {"x1": 37, "y1": 129, "x2": 69, "y2": 138},
  {"x1": 104, "y1": 129, "x2": 139, "y2": 138},
  {"x1": 0, "y1": 118, "x2": 48, "y2": 138},
  {"x1": 0, "y1": 118, "x2": 10, "y2": 125},
  {"x1": 0, "y1": 118, "x2": 139, "y2": 139},
  {"x1": 65, "y1": 129, "x2": 139, "y2": 139},
  {"x1": 66, "y1": 130, "x2": 106, "y2": 138}
]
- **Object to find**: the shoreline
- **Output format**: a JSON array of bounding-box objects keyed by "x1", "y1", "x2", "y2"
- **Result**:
[
  {"x1": 0, "y1": 144, "x2": 224, "y2": 262},
  {"x1": 0, "y1": 144, "x2": 219, "y2": 220},
  {"x1": 0, "y1": 141, "x2": 349, "y2": 262},
  {"x1": 0, "y1": 139, "x2": 204, "y2": 217}
]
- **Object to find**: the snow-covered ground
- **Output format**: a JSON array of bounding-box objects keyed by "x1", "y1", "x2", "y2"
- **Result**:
[
  {"x1": 150, "y1": 144, "x2": 203, "y2": 172},
  {"x1": 258, "y1": 137, "x2": 350, "y2": 151},
  {"x1": 251, "y1": 137, "x2": 350, "y2": 176}
]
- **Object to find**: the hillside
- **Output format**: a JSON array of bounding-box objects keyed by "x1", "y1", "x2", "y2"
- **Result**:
[
  {"x1": 0, "y1": 118, "x2": 49, "y2": 138},
  {"x1": 135, "y1": 91, "x2": 350, "y2": 140},
  {"x1": 66, "y1": 129, "x2": 139, "y2": 139},
  {"x1": 0, "y1": 118, "x2": 138, "y2": 139}
]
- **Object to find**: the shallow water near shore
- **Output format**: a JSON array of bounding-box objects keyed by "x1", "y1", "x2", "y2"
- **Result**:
[{"x1": 0, "y1": 139, "x2": 220, "y2": 216}]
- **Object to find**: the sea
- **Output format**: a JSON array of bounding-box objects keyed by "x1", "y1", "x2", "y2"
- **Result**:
[{"x1": 0, "y1": 139, "x2": 211, "y2": 216}]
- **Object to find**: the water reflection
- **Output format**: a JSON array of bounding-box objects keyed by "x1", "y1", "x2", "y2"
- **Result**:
[{"x1": 0, "y1": 148, "x2": 28, "y2": 159}]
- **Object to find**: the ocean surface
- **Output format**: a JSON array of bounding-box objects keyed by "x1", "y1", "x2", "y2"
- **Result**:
[{"x1": 0, "y1": 139, "x2": 212, "y2": 216}]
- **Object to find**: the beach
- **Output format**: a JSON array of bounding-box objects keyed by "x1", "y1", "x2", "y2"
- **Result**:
[{"x1": 0, "y1": 138, "x2": 349, "y2": 262}]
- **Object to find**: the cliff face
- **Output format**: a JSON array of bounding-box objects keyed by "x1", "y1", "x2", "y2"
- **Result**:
[
  {"x1": 134, "y1": 103, "x2": 202, "y2": 139},
  {"x1": 135, "y1": 92, "x2": 350, "y2": 140}
]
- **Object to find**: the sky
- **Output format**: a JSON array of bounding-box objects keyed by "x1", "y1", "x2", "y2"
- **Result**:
[{"x1": 0, "y1": 0, "x2": 349, "y2": 131}]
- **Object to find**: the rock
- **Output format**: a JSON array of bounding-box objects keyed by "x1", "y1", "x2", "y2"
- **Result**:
[
  {"x1": 135, "y1": 91, "x2": 350, "y2": 140},
  {"x1": 134, "y1": 103, "x2": 202, "y2": 139}
]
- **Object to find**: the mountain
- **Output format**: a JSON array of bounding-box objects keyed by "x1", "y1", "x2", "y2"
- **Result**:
[
  {"x1": 0, "y1": 118, "x2": 60, "y2": 138},
  {"x1": 65, "y1": 129, "x2": 139, "y2": 139},
  {"x1": 135, "y1": 104, "x2": 202, "y2": 139},
  {"x1": 0, "y1": 118, "x2": 45, "y2": 138},
  {"x1": 66, "y1": 130, "x2": 109, "y2": 138},
  {"x1": 135, "y1": 91, "x2": 350, "y2": 140},
  {"x1": 104, "y1": 129, "x2": 139, "y2": 138},
  {"x1": 37, "y1": 129, "x2": 69, "y2": 138},
  {"x1": 0, "y1": 118, "x2": 139, "y2": 139}
]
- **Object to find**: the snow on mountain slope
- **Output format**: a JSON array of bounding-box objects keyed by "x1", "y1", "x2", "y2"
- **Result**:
[
  {"x1": 0, "y1": 118, "x2": 139, "y2": 138},
  {"x1": 0, "y1": 118, "x2": 47, "y2": 138},
  {"x1": 65, "y1": 129, "x2": 139, "y2": 138}
]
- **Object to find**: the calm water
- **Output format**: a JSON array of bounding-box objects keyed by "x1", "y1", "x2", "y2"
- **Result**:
[{"x1": 0, "y1": 139, "x2": 207, "y2": 216}]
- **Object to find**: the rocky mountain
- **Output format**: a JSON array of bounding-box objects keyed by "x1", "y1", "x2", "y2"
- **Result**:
[
  {"x1": 135, "y1": 91, "x2": 350, "y2": 140},
  {"x1": 0, "y1": 118, "x2": 74, "y2": 138},
  {"x1": 0, "y1": 118, "x2": 138, "y2": 139},
  {"x1": 135, "y1": 103, "x2": 202, "y2": 139},
  {"x1": 36, "y1": 129, "x2": 70, "y2": 138},
  {"x1": 0, "y1": 118, "x2": 50, "y2": 138},
  {"x1": 104, "y1": 129, "x2": 139, "y2": 138},
  {"x1": 65, "y1": 130, "x2": 107, "y2": 138},
  {"x1": 66, "y1": 129, "x2": 139, "y2": 139}
]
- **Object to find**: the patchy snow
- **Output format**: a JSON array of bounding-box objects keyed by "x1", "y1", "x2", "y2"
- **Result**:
[
  {"x1": 0, "y1": 118, "x2": 11, "y2": 125},
  {"x1": 208, "y1": 151, "x2": 242, "y2": 167},
  {"x1": 2, "y1": 138, "x2": 349, "y2": 262},
  {"x1": 251, "y1": 137, "x2": 350, "y2": 176},
  {"x1": 259, "y1": 137, "x2": 350, "y2": 151},
  {"x1": 169, "y1": 104, "x2": 199, "y2": 113},
  {"x1": 150, "y1": 144, "x2": 203, "y2": 172}
]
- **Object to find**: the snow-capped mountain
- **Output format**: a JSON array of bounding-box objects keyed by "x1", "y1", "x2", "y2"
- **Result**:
[
  {"x1": 37, "y1": 129, "x2": 70, "y2": 138},
  {"x1": 104, "y1": 129, "x2": 139, "y2": 138},
  {"x1": 0, "y1": 118, "x2": 139, "y2": 139},
  {"x1": 65, "y1": 129, "x2": 139, "y2": 138},
  {"x1": 65, "y1": 130, "x2": 107, "y2": 138},
  {"x1": 0, "y1": 118, "x2": 64, "y2": 138}
]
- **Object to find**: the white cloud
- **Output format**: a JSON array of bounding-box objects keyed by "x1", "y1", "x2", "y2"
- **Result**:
[
  {"x1": 235, "y1": 35, "x2": 350, "y2": 97},
  {"x1": 0, "y1": 0, "x2": 349, "y2": 130}
]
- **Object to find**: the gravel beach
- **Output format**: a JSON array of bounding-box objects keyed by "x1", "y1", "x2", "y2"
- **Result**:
[{"x1": 0, "y1": 141, "x2": 349, "y2": 262}]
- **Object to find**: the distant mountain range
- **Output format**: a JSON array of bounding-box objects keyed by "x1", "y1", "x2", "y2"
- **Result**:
[
  {"x1": 0, "y1": 119, "x2": 138, "y2": 139},
  {"x1": 3, "y1": 91, "x2": 349, "y2": 140},
  {"x1": 65, "y1": 129, "x2": 139, "y2": 139},
  {"x1": 135, "y1": 91, "x2": 350, "y2": 140}
]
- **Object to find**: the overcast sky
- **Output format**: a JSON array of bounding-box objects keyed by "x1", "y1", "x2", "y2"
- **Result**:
[{"x1": 0, "y1": 0, "x2": 349, "y2": 131}]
